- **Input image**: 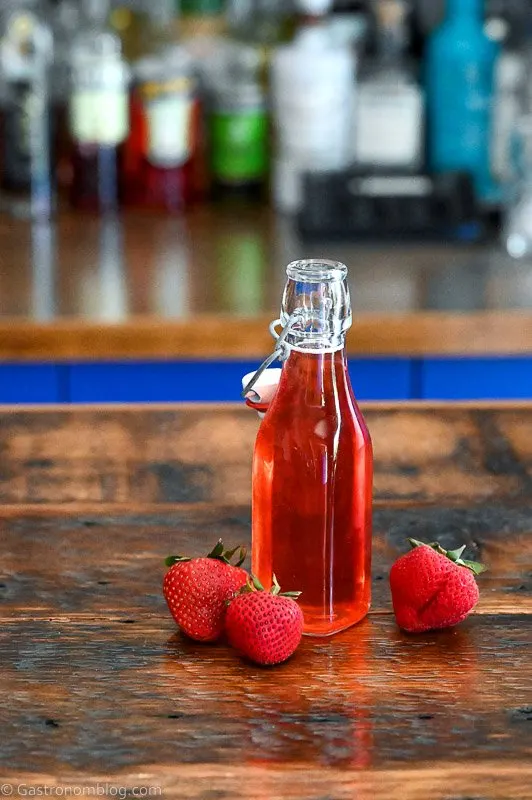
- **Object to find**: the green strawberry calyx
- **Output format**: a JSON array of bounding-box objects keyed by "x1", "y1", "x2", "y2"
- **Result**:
[
  {"x1": 238, "y1": 573, "x2": 301, "y2": 599},
  {"x1": 165, "y1": 539, "x2": 247, "y2": 568},
  {"x1": 407, "y1": 538, "x2": 486, "y2": 576}
]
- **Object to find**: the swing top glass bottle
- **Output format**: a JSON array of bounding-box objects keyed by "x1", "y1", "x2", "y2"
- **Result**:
[{"x1": 251, "y1": 259, "x2": 373, "y2": 637}]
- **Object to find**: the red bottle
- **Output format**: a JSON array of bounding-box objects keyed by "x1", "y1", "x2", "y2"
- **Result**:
[
  {"x1": 251, "y1": 260, "x2": 373, "y2": 637},
  {"x1": 123, "y1": 48, "x2": 203, "y2": 212}
]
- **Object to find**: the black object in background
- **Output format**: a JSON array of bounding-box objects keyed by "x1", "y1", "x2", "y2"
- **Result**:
[
  {"x1": 297, "y1": 170, "x2": 485, "y2": 242},
  {"x1": 0, "y1": 79, "x2": 55, "y2": 215},
  {"x1": 1, "y1": 81, "x2": 35, "y2": 193}
]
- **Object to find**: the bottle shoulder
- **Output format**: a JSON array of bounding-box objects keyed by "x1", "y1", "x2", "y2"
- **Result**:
[{"x1": 256, "y1": 392, "x2": 370, "y2": 440}]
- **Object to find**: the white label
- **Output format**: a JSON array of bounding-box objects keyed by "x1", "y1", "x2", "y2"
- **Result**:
[
  {"x1": 356, "y1": 86, "x2": 422, "y2": 168},
  {"x1": 70, "y1": 89, "x2": 129, "y2": 146},
  {"x1": 275, "y1": 92, "x2": 354, "y2": 166},
  {"x1": 145, "y1": 95, "x2": 192, "y2": 168}
]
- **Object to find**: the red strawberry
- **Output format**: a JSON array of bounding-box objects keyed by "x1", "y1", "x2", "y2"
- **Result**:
[
  {"x1": 390, "y1": 538, "x2": 485, "y2": 634},
  {"x1": 226, "y1": 575, "x2": 304, "y2": 665},
  {"x1": 163, "y1": 540, "x2": 248, "y2": 642}
]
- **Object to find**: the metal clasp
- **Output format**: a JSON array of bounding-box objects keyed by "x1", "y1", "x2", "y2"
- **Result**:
[{"x1": 241, "y1": 312, "x2": 301, "y2": 400}]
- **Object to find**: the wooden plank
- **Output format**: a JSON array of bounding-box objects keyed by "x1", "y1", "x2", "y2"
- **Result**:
[
  {"x1": 0, "y1": 505, "x2": 529, "y2": 618},
  {"x1": 0, "y1": 403, "x2": 530, "y2": 799},
  {"x1": 0, "y1": 406, "x2": 531, "y2": 505},
  {"x1": 2, "y1": 311, "x2": 532, "y2": 360},
  {"x1": 0, "y1": 615, "x2": 530, "y2": 786},
  {"x1": 1, "y1": 764, "x2": 531, "y2": 800}
]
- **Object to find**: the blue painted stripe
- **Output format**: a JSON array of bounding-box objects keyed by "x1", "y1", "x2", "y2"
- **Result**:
[
  {"x1": 68, "y1": 358, "x2": 414, "y2": 403},
  {"x1": 421, "y1": 357, "x2": 532, "y2": 400},
  {"x1": 0, "y1": 364, "x2": 62, "y2": 403}
]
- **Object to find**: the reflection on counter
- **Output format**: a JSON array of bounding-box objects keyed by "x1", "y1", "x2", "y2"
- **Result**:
[
  {"x1": 1, "y1": 209, "x2": 532, "y2": 322},
  {"x1": 151, "y1": 219, "x2": 191, "y2": 317},
  {"x1": 30, "y1": 220, "x2": 56, "y2": 320}
]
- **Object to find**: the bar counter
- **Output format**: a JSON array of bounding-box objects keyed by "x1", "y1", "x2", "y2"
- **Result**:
[
  {"x1": 1, "y1": 207, "x2": 532, "y2": 359},
  {"x1": 2, "y1": 208, "x2": 532, "y2": 403}
]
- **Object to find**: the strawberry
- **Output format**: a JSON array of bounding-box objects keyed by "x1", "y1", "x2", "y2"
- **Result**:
[
  {"x1": 226, "y1": 575, "x2": 304, "y2": 665},
  {"x1": 390, "y1": 538, "x2": 486, "y2": 634},
  {"x1": 163, "y1": 539, "x2": 248, "y2": 642}
]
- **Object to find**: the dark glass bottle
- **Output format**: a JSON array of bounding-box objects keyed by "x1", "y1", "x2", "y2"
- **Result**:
[
  {"x1": 68, "y1": 0, "x2": 130, "y2": 213},
  {"x1": 0, "y1": 3, "x2": 54, "y2": 218}
]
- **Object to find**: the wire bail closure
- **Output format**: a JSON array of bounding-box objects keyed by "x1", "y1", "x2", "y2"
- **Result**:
[{"x1": 241, "y1": 312, "x2": 302, "y2": 400}]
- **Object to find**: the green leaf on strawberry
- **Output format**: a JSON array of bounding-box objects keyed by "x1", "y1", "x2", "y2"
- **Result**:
[
  {"x1": 165, "y1": 538, "x2": 247, "y2": 569},
  {"x1": 407, "y1": 538, "x2": 486, "y2": 575}
]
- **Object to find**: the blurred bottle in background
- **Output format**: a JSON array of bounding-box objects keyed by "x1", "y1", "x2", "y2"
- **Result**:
[
  {"x1": 271, "y1": 0, "x2": 355, "y2": 213},
  {"x1": 228, "y1": 0, "x2": 295, "y2": 84},
  {"x1": 208, "y1": 45, "x2": 269, "y2": 199},
  {"x1": 503, "y1": 116, "x2": 532, "y2": 259},
  {"x1": 51, "y1": 0, "x2": 81, "y2": 195},
  {"x1": 425, "y1": 0, "x2": 500, "y2": 206},
  {"x1": 109, "y1": 0, "x2": 155, "y2": 62},
  {"x1": 491, "y1": 20, "x2": 526, "y2": 187},
  {"x1": 355, "y1": 0, "x2": 423, "y2": 172},
  {"x1": 68, "y1": 0, "x2": 130, "y2": 213},
  {"x1": 125, "y1": 45, "x2": 201, "y2": 211},
  {"x1": 0, "y1": 1, "x2": 54, "y2": 218},
  {"x1": 180, "y1": 0, "x2": 226, "y2": 41},
  {"x1": 110, "y1": 0, "x2": 176, "y2": 59}
]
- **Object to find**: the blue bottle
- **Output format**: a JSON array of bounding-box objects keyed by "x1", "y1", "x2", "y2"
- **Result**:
[{"x1": 425, "y1": 0, "x2": 500, "y2": 205}]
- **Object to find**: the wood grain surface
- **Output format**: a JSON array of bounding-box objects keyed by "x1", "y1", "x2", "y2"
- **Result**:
[
  {"x1": 3, "y1": 311, "x2": 532, "y2": 360},
  {"x1": 0, "y1": 404, "x2": 531, "y2": 799},
  {"x1": 0, "y1": 405, "x2": 531, "y2": 505}
]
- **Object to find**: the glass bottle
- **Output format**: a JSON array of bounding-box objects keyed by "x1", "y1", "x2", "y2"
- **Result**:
[
  {"x1": 180, "y1": 0, "x2": 226, "y2": 41},
  {"x1": 68, "y1": 0, "x2": 130, "y2": 212},
  {"x1": 209, "y1": 45, "x2": 268, "y2": 199},
  {"x1": 251, "y1": 259, "x2": 373, "y2": 637},
  {"x1": 125, "y1": 45, "x2": 200, "y2": 211},
  {"x1": 355, "y1": 0, "x2": 424, "y2": 171},
  {"x1": 425, "y1": 0, "x2": 500, "y2": 205},
  {"x1": 51, "y1": 0, "x2": 81, "y2": 196},
  {"x1": 227, "y1": 0, "x2": 295, "y2": 84},
  {"x1": 109, "y1": 0, "x2": 175, "y2": 63},
  {"x1": 0, "y1": 2, "x2": 54, "y2": 218},
  {"x1": 491, "y1": 25, "x2": 526, "y2": 185},
  {"x1": 270, "y1": 9, "x2": 355, "y2": 213},
  {"x1": 503, "y1": 116, "x2": 532, "y2": 259}
]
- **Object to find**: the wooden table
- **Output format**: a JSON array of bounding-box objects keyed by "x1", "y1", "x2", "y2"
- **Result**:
[{"x1": 1, "y1": 403, "x2": 531, "y2": 799}]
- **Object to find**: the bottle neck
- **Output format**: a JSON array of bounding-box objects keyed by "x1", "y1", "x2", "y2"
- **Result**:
[
  {"x1": 284, "y1": 330, "x2": 347, "y2": 353},
  {"x1": 446, "y1": 0, "x2": 483, "y2": 24},
  {"x1": 280, "y1": 262, "x2": 352, "y2": 353},
  {"x1": 375, "y1": 0, "x2": 407, "y2": 67}
]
